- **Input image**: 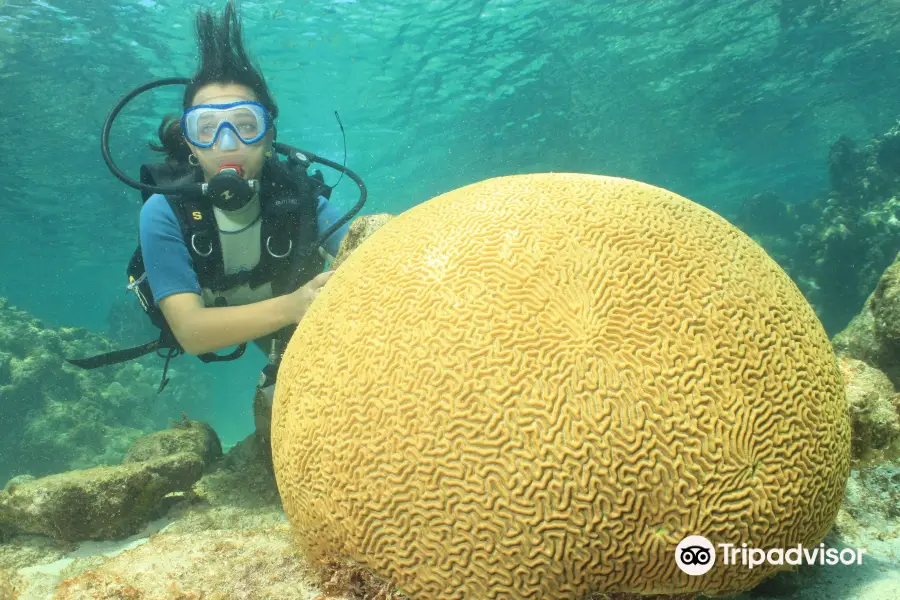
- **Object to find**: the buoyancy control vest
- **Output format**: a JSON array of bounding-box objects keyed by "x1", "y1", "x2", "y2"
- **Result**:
[{"x1": 70, "y1": 152, "x2": 331, "y2": 392}]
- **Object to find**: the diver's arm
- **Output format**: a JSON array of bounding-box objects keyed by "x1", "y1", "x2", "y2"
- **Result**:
[
  {"x1": 158, "y1": 270, "x2": 333, "y2": 355},
  {"x1": 159, "y1": 292, "x2": 295, "y2": 356}
]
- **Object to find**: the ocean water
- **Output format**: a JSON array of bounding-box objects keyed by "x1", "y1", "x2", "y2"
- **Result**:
[{"x1": 1, "y1": 0, "x2": 899, "y2": 597}]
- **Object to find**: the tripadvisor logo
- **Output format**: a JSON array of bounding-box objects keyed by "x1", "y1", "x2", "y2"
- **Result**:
[
  {"x1": 676, "y1": 535, "x2": 716, "y2": 575},
  {"x1": 675, "y1": 535, "x2": 867, "y2": 575}
]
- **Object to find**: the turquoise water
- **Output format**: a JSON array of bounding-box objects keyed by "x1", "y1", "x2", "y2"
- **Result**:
[{"x1": 0, "y1": 0, "x2": 898, "y2": 470}]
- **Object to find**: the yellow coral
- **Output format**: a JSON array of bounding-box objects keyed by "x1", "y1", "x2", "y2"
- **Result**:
[{"x1": 272, "y1": 173, "x2": 851, "y2": 599}]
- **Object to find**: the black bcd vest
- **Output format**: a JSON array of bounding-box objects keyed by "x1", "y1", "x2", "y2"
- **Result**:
[{"x1": 68, "y1": 154, "x2": 330, "y2": 392}]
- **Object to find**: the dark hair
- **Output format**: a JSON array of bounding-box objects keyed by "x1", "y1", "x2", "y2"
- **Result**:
[{"x1": 150, "y1": 0, "x2": 278, "y2": 164}]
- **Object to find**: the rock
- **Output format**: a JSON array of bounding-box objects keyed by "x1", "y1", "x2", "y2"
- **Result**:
[
  {"x1": 831, "y1": 507, "x2": 862, "y2": 542},
  {"x1": 0, "y1": 453, "x2": 204, "y2": 542},
  {"x1": 833, "y1": 301, "x2": 880, "y2": 366},
  {"x1": 0, "y1": 575, "x2": 14, "y2": 600},
  {"x1": 841, "y1": 460, "x2": 900, "y2": 532},
  {"x1": 834, "y1": 249, "x2": 900, "y2": 389},
  {"x1": 839, "y1": 357, "x2": 900, "y2": 461},
  {"x1": 330, "y1": 213, "x2": 394, "y2": 270},
  {"x1": 193, "y1": 434, "x2": 280, "y2": 508},
  {"x1": 1, "y1": 438, "x2": 296, "y2": 600},
  {"x1": 123, "y1": 416, "x2": 222, "y2": 467},
  {"x1": 871, "y1": 251, "x2": 900, "y2": 349}
]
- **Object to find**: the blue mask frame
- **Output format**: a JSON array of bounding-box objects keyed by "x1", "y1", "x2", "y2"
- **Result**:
[{"x1": 181, "y1": 100, "x2": 271, "y2": 149}]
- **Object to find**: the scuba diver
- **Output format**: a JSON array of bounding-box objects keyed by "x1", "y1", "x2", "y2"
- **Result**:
[{"x1": 68, "y1": 0, "x2": 367, "y2": 448}]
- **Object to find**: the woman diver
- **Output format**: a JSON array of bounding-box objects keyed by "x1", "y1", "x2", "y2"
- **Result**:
[{"x1": 134, "y1": 1, "x2": 352, "y2": 444}]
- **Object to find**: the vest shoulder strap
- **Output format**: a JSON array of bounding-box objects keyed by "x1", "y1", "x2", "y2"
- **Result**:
[
  {"x1": 165, "y1": 195, "x2": 225, "y2": 290},
  {"x1": 165, "y1": 157, "x2": 327, "y2": 296}
]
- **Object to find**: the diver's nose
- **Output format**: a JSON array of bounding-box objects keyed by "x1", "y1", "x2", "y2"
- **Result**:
[{"x1": 217, "y1": 128, "x2": 240, "y2": 151}]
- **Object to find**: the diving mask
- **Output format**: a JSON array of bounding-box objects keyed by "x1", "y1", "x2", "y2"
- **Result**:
[{"x1": 181, "y1": 100, "x2": 270, "y2": 148}]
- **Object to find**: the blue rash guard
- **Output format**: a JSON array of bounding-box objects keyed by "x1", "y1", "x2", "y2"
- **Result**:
[{"x1": 139, "y1": 193, "x2": 349, "y2": 304}]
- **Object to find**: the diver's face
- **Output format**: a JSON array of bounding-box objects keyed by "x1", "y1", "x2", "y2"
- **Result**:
[{"x1": 185, "y1": 82, "x2": 273, "y2": 183}]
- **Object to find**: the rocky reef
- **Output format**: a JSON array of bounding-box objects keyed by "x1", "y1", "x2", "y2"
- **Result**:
[
  {"x1": 728, "y1": 120, "x2": 900, "y2": 335},
  {"x1": 838, "y1": 357, "x2": 900, "y2": 464},
  {"x1": 0, "y1": 418, "x2": 221, "y2": 542},
  {"x1": 0, "y1": 297, "x2": 214, "y2": 487},
  {"x1": 0, "y1": 429, "x2": 312, "y2": 599},
  {"x1": 829, "y1": 245, "x2": 900, "y2": 468}
]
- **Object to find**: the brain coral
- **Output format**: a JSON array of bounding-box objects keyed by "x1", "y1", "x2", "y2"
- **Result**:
[{"x1": 271, "y1": 173, "x2": 851, "y2": 599}]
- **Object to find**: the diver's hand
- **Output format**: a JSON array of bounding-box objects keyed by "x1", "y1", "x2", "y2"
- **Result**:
[{"x1": 285, "y1": 271, "x2": 334, "y2": 323}]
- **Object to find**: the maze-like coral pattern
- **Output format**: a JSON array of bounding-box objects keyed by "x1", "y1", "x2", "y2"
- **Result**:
[{"x1": 271, "y1": 174, "x2": 851, "y2": 599}]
